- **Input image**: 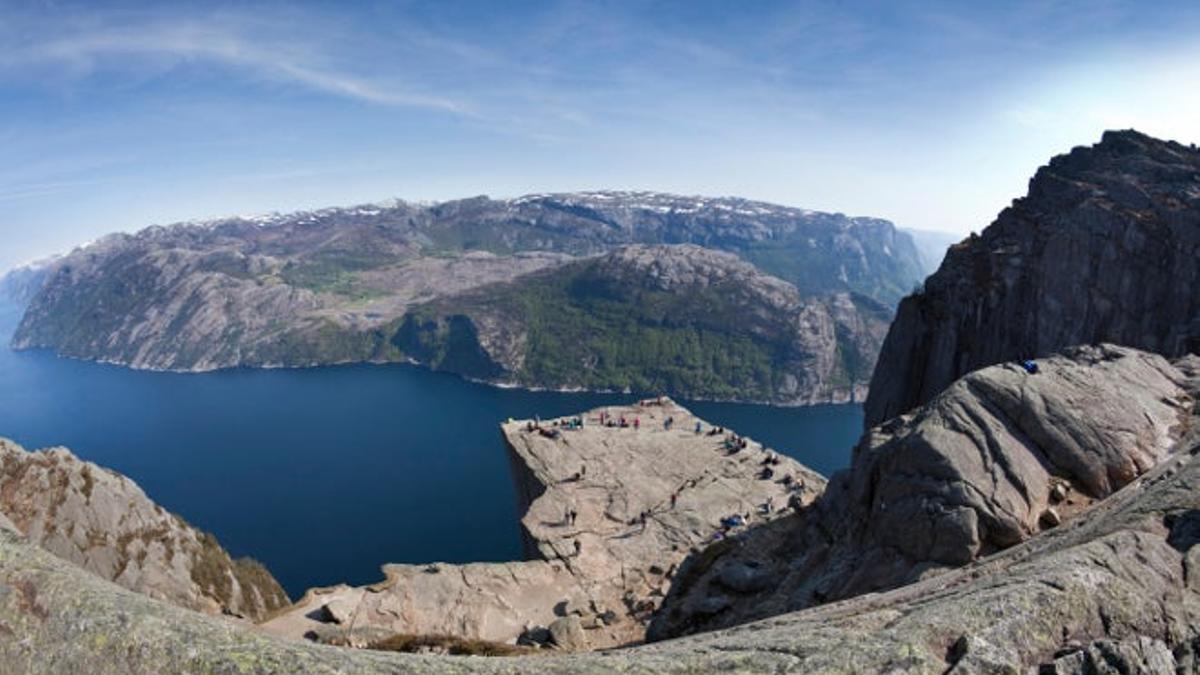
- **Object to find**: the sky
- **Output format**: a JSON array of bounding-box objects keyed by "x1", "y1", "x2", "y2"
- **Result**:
[{"x1": 2, "y1": 0, "x2": 1200, "y2": 271}]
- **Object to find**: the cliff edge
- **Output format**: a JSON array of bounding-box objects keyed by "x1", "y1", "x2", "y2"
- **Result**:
[
  {"x1": 259, "y1": 398, "x2": 824, "y2": 650},
  {"x1": 866, "y1": 130, "x2": 1200, "y2": 427},
  {"x1": 0, "y1": 439, "x2": 289, "y2": 621}
]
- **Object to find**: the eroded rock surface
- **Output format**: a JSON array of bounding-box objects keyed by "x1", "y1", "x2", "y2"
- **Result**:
[
  {"x1": 867, "y1": 129, "x2": 1200, "y2": 427},
  {"x1": 651, "y1": 345, "x2": 1196, "y2": 640},
  {"x1": 261, "y1": 398, "x2": 824, "y2": 649},
  {"x1": 0, "y1": 439, "x2": 288, "y2": 621}
]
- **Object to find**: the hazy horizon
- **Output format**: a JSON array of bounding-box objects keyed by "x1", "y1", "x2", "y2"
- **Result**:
[{"x1": 3, "y1": 0, "x2": 1200, "y2": 271}]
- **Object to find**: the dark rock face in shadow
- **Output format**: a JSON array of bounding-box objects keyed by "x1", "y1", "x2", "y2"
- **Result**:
[{"x1": 866, "y1": 130, "x2": 1200, "y2": 429}]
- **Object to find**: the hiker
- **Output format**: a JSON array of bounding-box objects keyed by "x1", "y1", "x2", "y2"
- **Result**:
[
  {"x1": 1021, "y1": 359, "x2": 1039, "y2": 374},
  {"x1": 580, "y1": 465, "x2": 587, "y2": 477},
  {"x1": 695, "y1": 420, "x2": 702, "y2": 434},
  {"x1": 670, "y1": 493, "x2": 678, "y2": 508},
  {"x1": 664, "y1": 416, "x2": 673, "y2": 430},
  {"x1": 569, "y1": 509, "x2": 578, "y2": 525},
  {"x1": 634, "y1": 417, "x2": 640, "y2": 430}
]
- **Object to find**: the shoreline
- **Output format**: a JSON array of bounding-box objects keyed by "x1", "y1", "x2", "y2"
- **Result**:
[{"x1": 7, "y1": 342, "x2": 868, "y2": 409}]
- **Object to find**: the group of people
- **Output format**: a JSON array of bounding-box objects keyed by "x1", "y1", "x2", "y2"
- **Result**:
[
  {"x1": 525, "y1": 415, "x2": 585, "y2": 439},
  {"x1": 598, "y1": 410, "x2": 641, "y2": 430},
  {"x1": 723, "y1": 434, "x2": 749, "y2": 454}
]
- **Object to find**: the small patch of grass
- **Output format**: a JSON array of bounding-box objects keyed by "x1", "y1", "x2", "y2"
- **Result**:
[
  {"x1": 367, "y1": 633, "x2": 535, "y2": 657},
  {"x1": 80, "y1": 465, "x2": 95, "y2": 501}
]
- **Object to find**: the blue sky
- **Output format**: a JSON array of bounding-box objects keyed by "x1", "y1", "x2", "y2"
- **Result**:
[{"x1": 2, "y1": 0, "x2": 1200, "y2": 271}]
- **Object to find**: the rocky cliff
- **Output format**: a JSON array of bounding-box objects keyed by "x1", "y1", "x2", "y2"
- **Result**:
[
  {"x1": 396, "y1": 245, "x2": 890, "y2": 404},
  {"x1": 0, "y1": 439, "x2": 289, "y2": 621},
  {"x1": 651, "y1": 345, "x2": 1197, "y2": 640},
  {"x1": 11, "y1": 192, "x2": 921, "y2": 398},
  {"x1": 0, "y1": 358, "x2": 1198, "y2": 672},
  {"x1": 866, "y1": 130, "x2": 1200, "y2": 427},
  {"x1": 259, "y1": 398, "x2": 824, "y2": 650},
  {"x1": 0, "y1": 260, "x2": 54, "y2": 308}
]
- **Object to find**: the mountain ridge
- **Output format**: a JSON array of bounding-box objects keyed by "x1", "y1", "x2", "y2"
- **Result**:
[{"x1": 9, "y1": 190, "x2": 924, "y2": 404}]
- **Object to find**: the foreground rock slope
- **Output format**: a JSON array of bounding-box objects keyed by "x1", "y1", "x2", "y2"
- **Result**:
[
  {"x1": 260, "y1": 398, "x2": 824, "y2": 650},
  {"x1": 0, "y1": 377, "x2": 1198, "y2": 672},
  {"x1": 398, "y1": 244, "x2": 890, "y2": 404},
  {"x1": 0, "y1": 439, "x2": 288, "y2": 621},
  {"x1": 651, "y1": 345, "x2": 1197, "y2": 640},
  {"x1": 867, "y1": 129, "x2": 1200, "y2": 427}
]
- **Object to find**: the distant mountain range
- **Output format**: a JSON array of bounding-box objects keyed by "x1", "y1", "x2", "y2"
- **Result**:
[{"x1": 4, "y1": 191, "x2": 942, "y2": 403}]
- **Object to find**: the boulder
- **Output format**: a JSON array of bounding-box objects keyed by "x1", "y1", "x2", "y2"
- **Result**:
[
  {"x1": 548, "y1": 615, "x2": 587, "y2": 651},
  {"x1": 651, "y1": 345, "x2": 1195, "y2": 640}
]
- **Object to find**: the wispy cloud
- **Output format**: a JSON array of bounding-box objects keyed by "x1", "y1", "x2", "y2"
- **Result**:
[{"x1": 0, "y1": 9, "x2": 468, "y2": 114}]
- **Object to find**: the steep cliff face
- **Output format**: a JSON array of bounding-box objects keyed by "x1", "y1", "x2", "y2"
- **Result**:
[
  {"x1": 0, "y1": 439, "x2": 288, "y2": 620},
  {"x1": 866, "y1": 130, "x2": 1200, "y2": 427},
  {"x1": 651, "y1": 345, "x2": 1197, "y2": 640},
  {"x1": 0, "y1": 260, "x2": 54, "y2": 308},
  {"x1": 396, "y1": 245, "x2": 890, "y2": 404}
]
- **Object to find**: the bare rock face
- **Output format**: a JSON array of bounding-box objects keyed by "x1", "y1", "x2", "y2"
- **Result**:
[
  {"x1": 0, "y1": 439, "x2": 288, "y2": 621},
  {"x1": 260, "y1": 398, "x2": 824, "y2": 649},
  {"x1": 866, "y1": 130, "x2": 1200, "y2": 428},
  {"x1": 650, "y1": 345, "x2": 1196, "y2": 640}
]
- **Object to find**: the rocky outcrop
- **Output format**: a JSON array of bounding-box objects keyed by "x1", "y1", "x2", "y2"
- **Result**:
[
  {"x1": 0, "y1": 409, "x2": 1198, "y2": 672},
  {"x1": 0, "y1": 260, "x2": 55, "y2": 308},
  {"x1": 866, "y1": 130, "x2": 1200, "y2": 427},
  {"x1": 13, "y1": 191, "x2": 922, "y2": 384},
  {"x1": 0, "y1": 439, "x2": 288, "y2": 621},
  {"x1": 650, "y1": 345, "x2": 1197, "y2": 640},
  {"x1": 398, "y1": 245, "x2": 891, "y2": 404},
  {"x1": 260, "y1": 398, "x2": 825, "y2": 650}
]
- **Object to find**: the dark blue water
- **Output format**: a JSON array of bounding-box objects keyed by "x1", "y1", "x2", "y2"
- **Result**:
[{"x1": 0, "y1": 302, "x2": 862, "y2": 598}]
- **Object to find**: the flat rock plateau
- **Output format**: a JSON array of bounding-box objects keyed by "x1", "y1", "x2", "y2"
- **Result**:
[{"x1": 260, "y1": 398, "x2": 824, "y2": 650}]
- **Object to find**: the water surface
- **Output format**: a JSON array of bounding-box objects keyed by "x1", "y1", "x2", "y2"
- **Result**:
[{"x1": 0, "y1": 302, "x2": 862, "y2": 597}]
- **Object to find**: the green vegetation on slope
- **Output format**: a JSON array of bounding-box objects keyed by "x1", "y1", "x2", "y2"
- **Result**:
[{"x1": 396, "y1": 266, "x2": 810, "y2": 401}]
